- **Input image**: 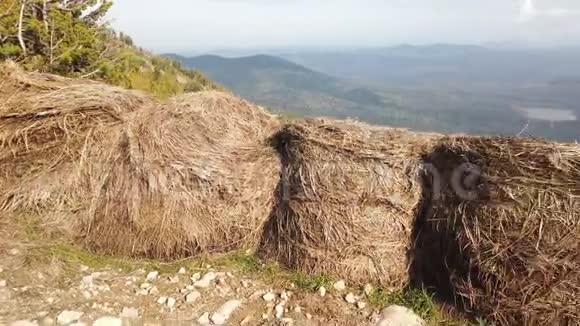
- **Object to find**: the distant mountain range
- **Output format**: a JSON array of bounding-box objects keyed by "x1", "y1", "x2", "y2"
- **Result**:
[{"x1": 168, "y1": 45, "x2": 580, "y2": 142}]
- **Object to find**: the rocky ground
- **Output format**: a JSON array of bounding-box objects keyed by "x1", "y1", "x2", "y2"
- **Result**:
[{"x1": 0, "y1": 217, "x2": 467, "y2": 326}]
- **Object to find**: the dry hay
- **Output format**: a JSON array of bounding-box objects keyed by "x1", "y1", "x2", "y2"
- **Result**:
[
  {"x1": 82, "y1": 92, "x2": 281, "y2": 257},
  {"x1": 0, "y1": 62, "x2": 281, "y2": 257},
  {"x1": 417, "y1": 136, "x2": 580, "y2": 325},
  {"x1": 259, "y1": 118, "x2": 441, "y2": 286}
]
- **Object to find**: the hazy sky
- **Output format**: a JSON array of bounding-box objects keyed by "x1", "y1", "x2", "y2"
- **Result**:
[{"x1": 108, "y1": 0, "x2": 580, "y2": 53}]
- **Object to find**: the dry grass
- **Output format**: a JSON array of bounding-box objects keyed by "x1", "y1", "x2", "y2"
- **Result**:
[
  {"x1": 259, "y1": 118, "x2": 441, "y2": 287},
  {"x1": 0, "y1": 61, "x2": 281, "y2": 258},
  {"x1": 417, "y1": 136, "x2": 580, "y2": 325}
]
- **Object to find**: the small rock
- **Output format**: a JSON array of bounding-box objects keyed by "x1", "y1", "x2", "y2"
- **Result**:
[
  {"x1": 357, "y1": 301, "x2": 367, "y2": 309},
  {"x1": 226, "y1": 272, "x2": 234, "y2": 278},
  {"x1": 146, "y1": 271, "x2": 159, "y2": 282},
  {"x1": 377, "y1": 305, "x2": 425, "y2": 326},
  {"x1": 194, "y1": 272, "x2": 216, "y2": 288},
  {"x1": 57, "y1": 310, "x2": 83, "y2": 325},
  {"x1": 318, "y1": 286, "x2": 326, "y2": 297},
  {"x1": 168, "y1": 276, "x2": 180, "y2": 284},
  {"x1": 178, "y1": 267, "x2": 186, "y2": 274},
  {"x1": 139, "y1": 283, "x2": 152, "y2": 289},
  {"x1": 156, "y1": 296, "x2": 167, "y2": 305},
  {"x1": 261, "y1": 313, "x2": 269, "y2": 320},
  {"x1": 197, "y1": 312, "x2": 211, "y2": 325},
  {"x1": 364, "y1": 284, "x2": 374, "y2": 296},
  {"x1": 280, "y1": 291, "x2": 290, "y2": 301},
  {"x1": 79, "y1": 265, "x2": 89, "y2": 272},
  {"x1": 275, "y1": 303, "x2": 285, "y2": 319},
  {"x1": 293, "y1": 306, "x2": 302, "y2": 313},
  {"x1": 210, "y1": 299, "x2": 242, "y2": 325},
  {"x1": 46, "y1": 297, "x2": 55, "y2": 304},
  {"x1": 0, "y1": 280, "x2": 6, "y2": 287},
  {"x1": 262, "y1": 292, "x2": 276, "y2": 302},
  {"x1": 9, "y1": 248, "x2": 20, "y2": 256},
  {"x1": 0, "y1": 267, "x2": 4, "y2": 273},
  {"x1": 240, "y1": 280, "x2": 250, "y2": 288},
  {"x1": 333, "y1": 280, "x2": 346, "y2": 291},
  {"x1": 306, "y1": 313, "x2": 313, "y2": 319},
  {"x1": 186, "y1": 285, "x2": 194, "y2": 290},
  {"x1": 9, "y1": 321, "x2": 38, "y2": 326},
  {"x1": 119, "y1": 307, "x2": 139, "y2": 319},
  {"x1": 345, "y1": 293, "x2": 357, "y2": 304},
  {"x1": 148, "y1": 286, "x2": 159, "y2": 295},
  {"x1": 185, "y1": 291, "x2": 201, "y2": 303},
  {"x1": 281, "y1": 318, "x2": 294, "y2": 325},
  {"x1": 166, "y1": 297, "x2": 176, "y2": 308},
  {"x1": 191, "y1": 272, "x2": 202, "y2": 282},
  {"x1": 92, "y1": 317, "x2": 122, "y2": 326},
  {"x1": 82, "y1": 291, "x2": 92, "y2": 299}
]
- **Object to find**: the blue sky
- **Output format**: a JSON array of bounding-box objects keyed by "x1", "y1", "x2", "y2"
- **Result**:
[{"x1": 108, "y1": 0, "x2": 580, "y2": 53}]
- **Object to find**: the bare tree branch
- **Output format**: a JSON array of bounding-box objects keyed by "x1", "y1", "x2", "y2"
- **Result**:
[{"x1": 17, "y1": 0, "x2": 27, "y2": 56}]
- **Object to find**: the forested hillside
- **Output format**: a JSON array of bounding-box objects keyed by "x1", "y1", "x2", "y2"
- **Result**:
[{"x1": 0, "y1": 0, "x2": 220, "y2": 98}]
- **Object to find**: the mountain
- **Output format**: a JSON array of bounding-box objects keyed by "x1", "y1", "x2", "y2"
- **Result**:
[
  {"x1": 167, "y1": 54, "x2": 387, "y2": 118},
  {"x1": 169, "y1": 47, "x2": 580, "y2": 142}
]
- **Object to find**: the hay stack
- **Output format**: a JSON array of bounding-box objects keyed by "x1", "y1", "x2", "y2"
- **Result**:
[
  {"x1": 419, "y1": 137, "x2": 580, "y2": 325},
  {"x1": 0, "y1": 62, "x2": 281, "y2": 257},
  {"x1": 0, "y1": 61, "x2": 151, "y2": 217},
  {"x1": 259, "y1": 119, "x2": 440, "y2": 286},
  {"x1": 82, "y1": 92, "x2": 281, "y2": 257}
]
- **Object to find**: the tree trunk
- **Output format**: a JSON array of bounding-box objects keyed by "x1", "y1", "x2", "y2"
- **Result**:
[{"x1": 18, "y1": 0, "x2": 27, "y2": 56}]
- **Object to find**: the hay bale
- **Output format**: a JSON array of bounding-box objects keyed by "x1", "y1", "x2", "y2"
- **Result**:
[
  {"x1": 418, "y1": 137, "x2": 580, "y2": 325},
  {"x1": 1, "y1": 62, "x2": 281, "y2": 257},
  {"x1": 0, "y1": 61, "x2": 152, "y2": 216},
  {"x1": 82, "y1": 92, "x2": 281, "y2": 257},
  {"x1": 259, "y1": 119, "x2": 440, "y2": 286}
]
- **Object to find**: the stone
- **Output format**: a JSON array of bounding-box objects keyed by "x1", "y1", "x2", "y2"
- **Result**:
[
  {"x1": 146, "y1": 271, "x2": 159, "y2": 282},
  {"x1": 226, "y1": 272, "x2": 234, "y2": 278},
  {"x1": 0, "y1": 280, "x2": 6, "y2": 287},
  {"x1": 275, "y1": 303, "x2": 285, "y2": 319},
  {"x1": 57, "y1": 311, "x2": 83, "y2": 325},
  {"x1": 185, "y1": 291, "x2": 201, "y2": 303},
  {"x1": 46, "y1": 297, "x2": 55, "y2": 304},
  {"x1": 333, "y1": 280, "x2": 346, "y2": 291},
  {"x1": 357, "y1": 301, "x2": 367, "y2": 309},
  {"x1": 281, "y1": 318, "x2": 294, "y2": 325},
  {"x1": 191, "y1": 272, "x2": 202, "y2": 282},
  {"x1": 262, "y1": 292, "x2": 276, "y2": 302},
  {"x1": 345, "y1": 293, "x2": 357, "y2": 304},
  {"x1": 318, "y1": 286, "x2": 326, "y2": 297},
  {"x1": 197, "y1": 312, "x2": 211, "y2": 325},
  {"x1": 168, "y1": 276, "x2": 180, "y2": 284},
  {"x1": 148, "y1": 286, "x2": 159, "y2": 295},
  {"x1": 139, "y1": 283, "x2": 152, "y2": 289},
  {"x1": 293, "y1": 306, "x2": 302, "y2": 313},
  {"x1": 280, "y1": 291, "x2": 290, "y2": 300},
  {"x1": 119, "y1": 307, "x2": 139, "y2": 319},
  {"x1": 377, "y1": 305, "x2": 425, "y2": 326},
  {"x1": 364, "y1": 284, "x2": 374, "y2": 296},
  {"x1": 178, "y1": 267, "x2": 186, "y2": 274},
  {"x1": 9, "y1": 321, "x2": 38, "y2": 326},
  {"x1": 156, "y1": 296, "x2": 167, "y2": 305},
  {"x1": 210, "y1": 299, "x2": 242, "y2": 325},
  {"x1": 92, "y1": 317, "x2": 122, "y2": 326},
  {"x1": 39, "y1": 317, "x2": 54, "y2": 326},
  {"x1": 9, "y1": 248, "x2": 20, "y2": 256},
  {"x1": 306, "y1": 313, "x2": 313, "y2": 320},
  {"x1": 240, "y1": 316, "x2": 252, "y2": 325},
  {"x1": 193, "y1": 272, "x2": 216, "y2": 288},
  {"x1": 166, "y1": 297, "x2": 176, "y2": 308},
  {"x1": 240, "y1": 280, "x2": 250, "y2": 288}
]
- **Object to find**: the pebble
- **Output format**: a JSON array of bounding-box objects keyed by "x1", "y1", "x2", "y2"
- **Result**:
[
  {"x1": 377, "y1": 305, "x2": 425, "y2": 326},
  {"x1": 318, "y1": 286, "x2": 327, "y2": 297},
  {"x1": 156, "y1": 296, "x2": 167, "y2": 305},
  {"x1": 275, "y1": 303, "x2": 285, "y2": 319},
  {"x1": 293, "y1": 306, "x2": 302, "y2": 313},
  {"x1": 0, "y1": 280, "x2": 6, "y2": 287},
  {"x1": 357, "y1": 301, "x2": 367, "y2": 309},
  {"x1": 148, "y1": 286, "x2": 159, "y2": 295},
  {"x1": 210, "y1": 299, "x2": 242, "y2": 325},
  {"x1": 9, "y1": 248, "x2": 20, "y2": 256},
  {"x1": 345, "y1": 293, "x2": 357, "y2": 304},
  {"x1": 119, "y1": 307, "x2": 139, "y2": 319},
  {"x1": 92, "y1": 317, "x2": 122, "y2": 326},
  {"x1": 46, "y1": 297, "x2": 55, "y2": 304},
  {"x1": 240, "y1": 280, "x2": 250, "y2": 288},
  {"x1": 9, "y1": 321, "x2": 38, "y2": 326},
  {"x1": 146, "y1": 271, "x2": 159, "y2": 282},
  {"x1": 178, "y1": 267, "x2": 186, "y2": 274},
  {"x1": 186, "y1": 291, "x2": 201, "y2": 303},
  {"x1": 194, "y1": 272, "x2": 216, "y2": 288},
  {"x1": 280, "y1": 290, "x2": 290, "y2": 300},
  {"x1": 262, "y1": 292, "x2": 276, "y2": 302},
  {"x1": 166, "y1": 297, "x2": 176, "y2": 308},
  {"x1": 306, "y1": 313, "x2": 313, "y2": 319},
  {"x1": 240, "y1": 316, "x2": 252, "y2": 325},
  {"x1": 139, "y1": 283, "x2": 152, "y2": 289},
  {"x1": 57, "y1": 310, "x2": 83, "y2": 325},
  {"x1": 364, "y1": 284, "x2": 374, "y2": 296},
  {"x1": 168, "y1": 276, "x2": 180, "y2": 284},
  {"x1": 40, "y1": 317, "x2": 54, "y2": 326},
  {"x1": 333, "y1": 280, "x2": 346, "y2": 291},
  {"x1": 191, "y1": 272, "x2": 202, "y2": 282}
]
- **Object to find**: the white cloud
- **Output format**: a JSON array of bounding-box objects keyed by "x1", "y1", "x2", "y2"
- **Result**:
[{"x1": 519, "y1": 0, "x2": 580, "y2": 22}]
